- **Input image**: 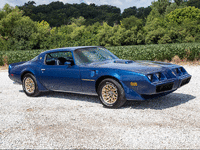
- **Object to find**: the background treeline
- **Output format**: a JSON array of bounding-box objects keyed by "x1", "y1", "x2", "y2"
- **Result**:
[
  {"x1": 18, "y1": 1, "x2": 152, "y2": 27},
  {"x1": 0, "y1": 0, "x2": 200, "y2": 51},
  {"x1": 18, "y1": 0, "x2": 200, "y2": 27}
]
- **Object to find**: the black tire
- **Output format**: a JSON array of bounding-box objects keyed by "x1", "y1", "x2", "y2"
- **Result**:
[
  {"x1": 97, "y1": 78, "x2": 126, "y2": 108},
  {"x1": 22, "y1": 73, "x2": 40, "y2": 97}
]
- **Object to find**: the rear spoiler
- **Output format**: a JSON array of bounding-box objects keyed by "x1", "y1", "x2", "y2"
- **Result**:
[
  {"x1": 8, "y1": 61, "x2": 27, "y2": 74},
  {"x1": 9, "y1": 61, "x2": 27, "y2": 68}
]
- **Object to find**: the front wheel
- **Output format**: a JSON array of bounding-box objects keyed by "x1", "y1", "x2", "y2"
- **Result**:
[
  {"x1": 98, "y1": 78, "x2": 126, "y2": 108},
  {"x1": 22, "y1": 73, "x2": 40, "y2": 97}
]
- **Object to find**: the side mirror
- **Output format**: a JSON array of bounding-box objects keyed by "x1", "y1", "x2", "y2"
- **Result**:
[{"x1": 64, "y1": 61, "x2": 71, "y2": 65}]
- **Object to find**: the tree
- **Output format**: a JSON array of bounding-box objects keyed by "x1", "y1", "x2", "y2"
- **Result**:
[
  {"x1": 0, "y1": 3, "x2": 14, "y2": 20},
  {"x1": 165, "y1": 2, "x2": 179, "y2": 14},
  {"x1": 18, "y1": 2, "x2": 121, "y2": 27},
  {"x1": 70, "y1": 16, "x2": 86, "y2": 26},
  {"x1": 122, "y1": 6, "x2": 152, "y2": 19},
  {"x1": 165, "y1": 6, "x2": 200, "y2": 42},
  {"x1": 30, "y1": 20, "x2": 51, "y2": 49},
  {"x1": 187, "y1": 0, "x2": 200, "y2": 9},
  {"x1": 121, "y1": 15, "x2": 143, "y2": 30},
  {"x1": 166, "y1": 6, "x2": 200, "y2": 24},
  {"x1": 96, "y1": 22, "x2": 113, "y2": 46},
  {"x1": 19, "y1": 1, "x2": 36, "y2": 18},
  {"x1": 151, "y1": 0, "x2": 171, "y2": 15},
  {"x1": 143, "y1": 6, "x2": 152, "y2": 18},
  {"x1": 0, "y1": 4, "x2": 38, "y2": 50},
  {"x1": 174, "y1": 0, "x2": 184, "y2": 6},
  {"x1": 122, "y1": 6, "x2": 137, "y2": 18},
  {"x1": 144, "y1": 6, "x2": 168, "y2": 44}
]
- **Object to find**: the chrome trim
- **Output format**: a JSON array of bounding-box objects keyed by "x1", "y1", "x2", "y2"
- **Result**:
[
  {"x1": 52, "y1": 90, "x2": 98, "y2": 96},
  {"x1": 81, "y1": 79, "x2": 95, "y2": 82}
]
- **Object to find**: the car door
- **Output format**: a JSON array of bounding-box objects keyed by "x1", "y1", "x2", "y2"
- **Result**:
[{"x1": 39, "y1": 51, "x2": 81, "y2": 92}]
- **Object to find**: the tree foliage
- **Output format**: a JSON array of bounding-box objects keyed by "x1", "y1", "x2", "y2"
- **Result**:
[
  {"x1": 166, "y1": 6, "x2": 200, "y2": 24},
  {"x1": 187, "y1": 0, "x2": 200, "y2": 9},
  {"x1": 122, "y1": 6, "x2": 152, "y2": 19},
  {"x1": 0, "y1": 4, "x2": 38, "y2": 50},
  {"x1": 18, "y1": 1, "x2": 122, "y2": 27},
  {"x1": 151, "y1": 0, "x2": 171, "y2": 15},
  {"x1": 144, "y1": 0, "x2": 199, "y2": 44},
  {"x1": 18, "y1": 1, "x2": 153, "y2": 27},
  {"x1": 0, "y1": 2, "x2": 200, "y2": 51}
]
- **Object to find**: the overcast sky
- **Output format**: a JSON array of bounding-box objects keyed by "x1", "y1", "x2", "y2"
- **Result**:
[{"x1": 0, "y1": 0, "x2": 155, "y2": 12}]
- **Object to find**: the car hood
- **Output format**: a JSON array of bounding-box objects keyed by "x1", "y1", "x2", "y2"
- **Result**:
[{"x1": 86, "y1": 59, "x2": 178, "y2": 74}]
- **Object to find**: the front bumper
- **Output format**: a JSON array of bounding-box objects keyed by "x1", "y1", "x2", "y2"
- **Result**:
[{"x1": 124, "y1": 74, "x2": 191, "y2": 100}]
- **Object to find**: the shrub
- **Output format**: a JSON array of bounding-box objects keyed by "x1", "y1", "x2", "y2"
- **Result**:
[
  {"x1": 0, "y1": 43, "x2": 200, "y2": 65},
  {"x1": 108, "y1": 43, "x2": 200, "y2": 61},
  {"x1": 1, "y1": 50, "x2": 43, "y2": 65}
]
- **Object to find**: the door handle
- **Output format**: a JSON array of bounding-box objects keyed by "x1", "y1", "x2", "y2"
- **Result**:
[{"x1": 41, "y1": 69, "x2": 45, "y2": 71}]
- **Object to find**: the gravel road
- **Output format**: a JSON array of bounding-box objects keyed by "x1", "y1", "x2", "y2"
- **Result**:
[{"x1": 0, "y1": 65, "x2": 200, "y2": 149}]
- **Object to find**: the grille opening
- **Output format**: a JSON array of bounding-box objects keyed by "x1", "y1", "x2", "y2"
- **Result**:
[
  {"x1": 174, "y1": 68, "x2": 183, "y2": 76},
  {"x1": 180, "y1": 77, "x2": 191, "y2": 87},
  {"x1": 175, "y1": 68, "x2": 179, "y2": 73},
  {"x1": 180, "y1": 67, "x2": 186, "y2": 74},
  {"x1": 156, "y1": 82, "x2": 174, "y2": 93}
]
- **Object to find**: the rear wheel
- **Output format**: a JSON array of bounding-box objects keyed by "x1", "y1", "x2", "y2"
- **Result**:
[
  {"x1": 22, "y1": 73, "x2": 40, "y2": 97},
  {"x1": 98, "y1": 78, "x2": 126, "y2": 108}
]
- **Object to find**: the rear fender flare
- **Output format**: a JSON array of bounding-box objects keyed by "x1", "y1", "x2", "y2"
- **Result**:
[{"x1": 21, "y1": 69, "x2": 48, "y2": 92}]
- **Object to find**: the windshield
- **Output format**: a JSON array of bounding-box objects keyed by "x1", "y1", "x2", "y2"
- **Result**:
[{"x1": 73, "y1": 47, "x2": 118, "y2": 65}]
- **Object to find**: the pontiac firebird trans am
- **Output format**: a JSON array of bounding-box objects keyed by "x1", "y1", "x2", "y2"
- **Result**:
[{"x1": 8, "y1": 46, "x2": 191, "y2": 108}]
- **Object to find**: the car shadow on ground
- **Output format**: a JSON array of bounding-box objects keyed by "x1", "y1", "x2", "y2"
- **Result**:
[
  {"x1": 38, "y1": 91, "x2": 101, "y2": 104},
  {"x1": 124, "y1": 93, "x2": 196, "y2": 110},
  {"x1": 19, "y1": 90, "x2": 195, "y2": 109}
]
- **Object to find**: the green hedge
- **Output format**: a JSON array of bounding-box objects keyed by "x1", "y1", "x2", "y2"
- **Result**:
[
  {"x1": 0, "y1": 43, "x2": 200, "y2": 65},
  {"x1": 108, "y1": 43, "x2": 200, "y2": 61},
  {"x1": 0, "y1": 51, "x2": 6, "y2": 66},
  {"x1": 0, "y1": 50, "x2": 44, "y2": 65}
]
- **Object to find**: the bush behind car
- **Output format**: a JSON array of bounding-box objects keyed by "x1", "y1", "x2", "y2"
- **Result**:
[{"x1": 0, "y1": 43, "x2": 200, "y2": 65}]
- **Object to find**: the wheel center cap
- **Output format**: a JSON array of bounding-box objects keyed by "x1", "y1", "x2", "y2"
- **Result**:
[{"x1": 109, "y1": 91, "x2": 114, "y2": 96}]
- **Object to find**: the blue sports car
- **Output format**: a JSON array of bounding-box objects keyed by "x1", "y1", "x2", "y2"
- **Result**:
[{"x1": 8, "y1": 46, "x2": 191, "y2": 108}]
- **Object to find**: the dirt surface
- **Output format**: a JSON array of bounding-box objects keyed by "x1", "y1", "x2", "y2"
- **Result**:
[
  {"x1": 0, "y1": 66, "x2": 8, "y2": 71},
  {"x1": 0, "y1": 65, "x2": 200, "y2": 149}
]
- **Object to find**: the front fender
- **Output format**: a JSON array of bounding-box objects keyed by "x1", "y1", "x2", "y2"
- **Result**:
[{"x1": 95, "y1": 69, "x2": 145, "y2": 100}]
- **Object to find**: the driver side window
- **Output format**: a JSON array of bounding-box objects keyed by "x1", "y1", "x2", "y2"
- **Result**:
[{"x1": 45, "y1": 51, "x2": 74, "y2": 65}]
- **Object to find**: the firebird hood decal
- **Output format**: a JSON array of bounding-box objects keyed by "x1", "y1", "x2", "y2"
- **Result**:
[{"x1": 87, "y1": 59, "x2": 177, "y2": 74}]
